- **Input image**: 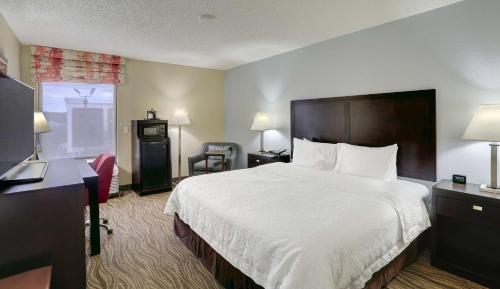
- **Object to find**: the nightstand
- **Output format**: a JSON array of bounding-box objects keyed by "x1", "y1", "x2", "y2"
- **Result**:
[
  {"x1": 247, "y1": 152, "x2": 290, "y2": 168},
  {"x1": 431, "y1": 180, "x2": 500, "y2": 288}
]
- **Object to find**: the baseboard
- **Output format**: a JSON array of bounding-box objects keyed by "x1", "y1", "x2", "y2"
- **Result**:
[
  {"x1": 118, "y1": 184, "x2": 132, "y2": 191},
  {"x1": 106, "y1": 184, "x2": 132, "y2": 199},
  {"x1": 117, "y1": 178, "x2": 188, "y2": 196}
]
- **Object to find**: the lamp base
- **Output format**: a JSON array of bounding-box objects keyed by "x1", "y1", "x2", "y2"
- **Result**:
[
  {"x1": 479, "y1": 184, "x2": 500, "y2": 194},
  {"x1": 258, "y1": 131, "x2": 265, "y2": 152}
]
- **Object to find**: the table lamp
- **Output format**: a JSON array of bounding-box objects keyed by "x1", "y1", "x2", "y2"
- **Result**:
[
  {"x1": 34, "y1": 112, "x2": 51, "y2": 160},
  {"x1": 250, "y1": 112, "x2": 273, "y2": 152},
  {"x1": 462, "y1": 105, "x2": 500, "y2": 193},
  {"x1": 171, "y1": 110, "x2": 191, "y2": 184}
]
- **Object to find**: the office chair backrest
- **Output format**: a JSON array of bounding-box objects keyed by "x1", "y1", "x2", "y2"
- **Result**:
[{"x1": 91, "y1": 153, "x2": 116, "y2": 204}]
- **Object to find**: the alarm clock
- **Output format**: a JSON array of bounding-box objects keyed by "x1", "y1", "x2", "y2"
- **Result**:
[{"x1": 452, "y1": 174, "x2": 467, "y2": 184}]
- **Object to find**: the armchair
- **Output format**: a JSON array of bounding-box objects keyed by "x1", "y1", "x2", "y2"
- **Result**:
[{"x1": 188, "y1": 142, "x2": 238, "y2": 176}]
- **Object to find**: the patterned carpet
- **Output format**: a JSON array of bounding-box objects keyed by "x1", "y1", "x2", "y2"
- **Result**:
[{"x1": 86, "y1": 192, "x2": 486, "y2": 289}]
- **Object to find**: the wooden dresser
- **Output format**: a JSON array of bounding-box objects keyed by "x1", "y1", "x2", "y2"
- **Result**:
[{"x1": 431, "y1": 180, "x2": 500, "y2": 288}]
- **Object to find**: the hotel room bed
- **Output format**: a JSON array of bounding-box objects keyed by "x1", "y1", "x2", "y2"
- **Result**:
[
  {"x1": 172, "y1": 213, "x2": 421, "y2": 289},
  {"x1": 165, "y1": 89, "x2": 436, "y2": 289},
  {"x1": 165, "y1": 163, "x2": 430, "y2": 289}
]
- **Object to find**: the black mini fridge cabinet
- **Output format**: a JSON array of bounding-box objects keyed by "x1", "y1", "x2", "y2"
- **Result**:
[{"x1": 131, "y1": 120, "x2": 172, "y2": 196}]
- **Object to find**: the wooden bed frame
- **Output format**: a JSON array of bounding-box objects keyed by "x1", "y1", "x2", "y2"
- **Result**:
[{"x1": 175, "y1": 89, "x2": 437, "y2": 288}]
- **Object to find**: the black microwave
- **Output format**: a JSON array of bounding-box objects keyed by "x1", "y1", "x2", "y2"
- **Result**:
[{"x1": 134, "y1": 120, "x2": 168, "y2": 140}]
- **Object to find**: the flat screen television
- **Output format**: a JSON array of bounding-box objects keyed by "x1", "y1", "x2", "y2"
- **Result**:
[{"x1": 0, "y1": 72, "x2": 34, "y2": 180}]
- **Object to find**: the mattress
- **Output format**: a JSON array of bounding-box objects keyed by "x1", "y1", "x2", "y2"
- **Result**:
[{"x1": 165, "y1": 163, "x2": 431, "y2": 289}]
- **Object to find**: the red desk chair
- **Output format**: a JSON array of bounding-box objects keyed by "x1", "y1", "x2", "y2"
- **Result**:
[{"x1": 85, "y1": 153, "x2": 116, "y2": 235}]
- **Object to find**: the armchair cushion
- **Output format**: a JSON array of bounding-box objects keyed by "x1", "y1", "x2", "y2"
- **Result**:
[
  {"x1": 207, "y1": 144, "x2": 231, "y2": 151},
  {"x1": 207, "y1": 144, "x2": 232, "y2": 157},
  {"x1": 193, "y1": 159, "x2": 228, "y2": 173}
]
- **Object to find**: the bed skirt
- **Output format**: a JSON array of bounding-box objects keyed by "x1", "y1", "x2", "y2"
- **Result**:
[{"x1": 174, "y1": 213, "x2": 421, "y2": 289}]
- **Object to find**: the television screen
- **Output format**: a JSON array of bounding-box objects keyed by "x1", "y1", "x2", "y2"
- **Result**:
[{"x1": 0, "y1": 73, "x2": 34, "y2": 179}]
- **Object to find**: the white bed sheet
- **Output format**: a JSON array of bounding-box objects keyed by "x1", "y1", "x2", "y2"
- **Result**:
[{"x1": 165, "y1": 163, "x2": 430, "y2": 289}]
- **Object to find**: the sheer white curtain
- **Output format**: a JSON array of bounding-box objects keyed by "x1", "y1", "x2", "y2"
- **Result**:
[{"x1": 40, "y1": 82, "x2": 116, "y2": 160}]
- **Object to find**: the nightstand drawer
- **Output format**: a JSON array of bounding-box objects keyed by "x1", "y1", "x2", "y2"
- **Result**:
[
  {"x1": 247, "y1": 154, "x2": 269, "y2": 168},
  {"x1": 437, "y1": 196, "x2": 500, "y2": 228},
  {"x1": 247, "y1": 153, "x2": 290, "y2": 168}
]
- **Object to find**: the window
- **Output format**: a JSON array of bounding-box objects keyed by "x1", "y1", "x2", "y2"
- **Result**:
[{"x1": 40, "y1": 82, "x2": 116, "y2": 159}]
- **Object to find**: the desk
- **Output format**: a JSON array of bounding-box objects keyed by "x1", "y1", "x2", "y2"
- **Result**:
[{"x1": 0, "y1": 158, "x2": 98, "y2": 289}]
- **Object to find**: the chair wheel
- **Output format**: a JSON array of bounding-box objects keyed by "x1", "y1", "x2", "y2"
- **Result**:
[
  {"x1": 102, "y1": 219, "x2": 108, "y2": 224},
  {"x1": 107, "y1": 229, "x2": 113, "y2": 235}
]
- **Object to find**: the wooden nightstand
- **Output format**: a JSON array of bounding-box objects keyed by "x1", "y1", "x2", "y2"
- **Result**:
[
  {"x1": 431, "y1": 180, "x2": 500, "y2": 288},
  {"x1": 247, "y1": 152, "x2": 290, "y2": 168}
]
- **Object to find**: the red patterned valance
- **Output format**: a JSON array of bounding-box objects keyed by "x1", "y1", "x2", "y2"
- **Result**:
[{"x1": 30, "y1": 46, "x2": 125, "y2": 84}]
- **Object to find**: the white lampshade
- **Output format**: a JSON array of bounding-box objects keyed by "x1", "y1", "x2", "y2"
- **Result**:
[
  {"x1": 34, "y1": 112, "x2": 51, "y2": 133},
  {"x1": 463, "y1": 105, "x2": 500, "y2": 142},
  {"x1": 250, "y1": 112, "x2": 273, "y2": 131},
  {"x1": 171, "y1": 110, "x2": 191, "y2": 126}
]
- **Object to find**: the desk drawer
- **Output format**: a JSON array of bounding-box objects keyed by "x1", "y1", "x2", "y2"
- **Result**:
[{"x1": 437, "y1": 196, "x2": 500, "y2": 228}]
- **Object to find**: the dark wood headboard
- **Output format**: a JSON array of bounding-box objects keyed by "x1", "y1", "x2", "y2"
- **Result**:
[{"x1": 290, "y1": 89, "x2": 436, "y2": 181}]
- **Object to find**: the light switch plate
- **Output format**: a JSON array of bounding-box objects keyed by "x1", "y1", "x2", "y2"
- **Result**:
[{"x1": 120, "y1": 123, "x2": 129, "y2": 133}]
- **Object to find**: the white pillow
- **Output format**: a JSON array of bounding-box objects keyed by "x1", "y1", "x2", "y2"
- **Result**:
[
  {"x1": 334, "y1": 143, "x2": 398, "y2": 181},
  {"x1": 292, "y1": 138, "x2": 337, "y2": 170}
]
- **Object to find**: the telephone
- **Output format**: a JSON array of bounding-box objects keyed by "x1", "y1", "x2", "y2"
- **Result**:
[{"x1": 268, "y1": 148, "x2": 287, "y2": 156}]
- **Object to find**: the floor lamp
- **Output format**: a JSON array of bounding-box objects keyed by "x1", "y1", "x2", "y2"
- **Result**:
[{"x1": 171, "y1": 110, "x2": 191, "y2": 184}]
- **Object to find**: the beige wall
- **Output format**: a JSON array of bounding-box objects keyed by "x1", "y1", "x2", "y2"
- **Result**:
[
  {"x1": 20, "y1": 46, "x2": 38, "y2": 103},
  {"x1": 117, "y1": 59, "x2": 225, "y2": 184},
  {"x1": 21, "y1": 48, "x2": 225, "y2": 185},
  {"x1": 0, "y1": 14, "x2": 20, "y2": 79}
]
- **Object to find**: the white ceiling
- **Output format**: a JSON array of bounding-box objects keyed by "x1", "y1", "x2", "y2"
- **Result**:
[{"x1": 0, "y1": 0, "x2": 462, "y2": 70}]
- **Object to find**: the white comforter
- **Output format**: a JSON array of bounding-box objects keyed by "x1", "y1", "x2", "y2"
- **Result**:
[{"x1": 165, "y1": 163, "x2": 430, "y2": 289}]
